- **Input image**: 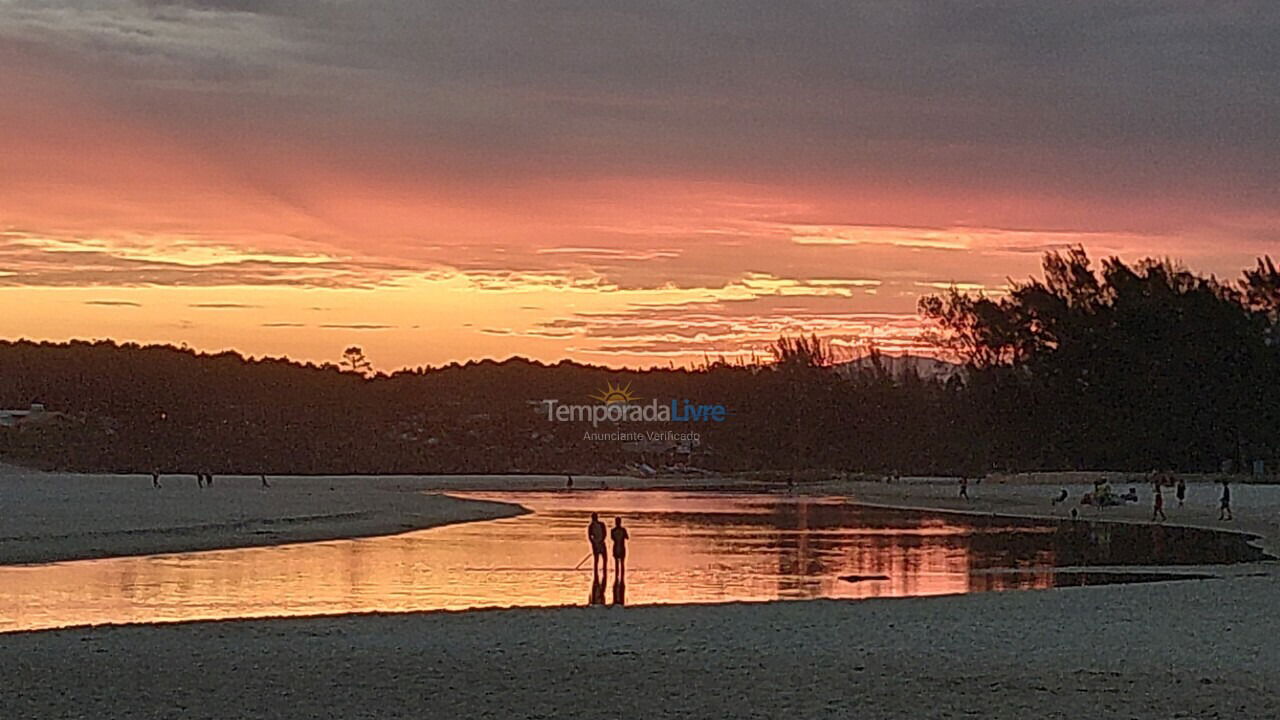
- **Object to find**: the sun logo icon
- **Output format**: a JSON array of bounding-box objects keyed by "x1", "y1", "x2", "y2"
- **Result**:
[{"x1": 590, "y1": 381, "x2": 639, "y2": 405}]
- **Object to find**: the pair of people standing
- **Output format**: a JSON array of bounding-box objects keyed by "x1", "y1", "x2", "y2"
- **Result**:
[
  {"x1": 1152, "y1": 475, "x2": 1189, "y2": 521},
  {"x1": 588, "y1": 512, "x2": 629, "y2": 579}
]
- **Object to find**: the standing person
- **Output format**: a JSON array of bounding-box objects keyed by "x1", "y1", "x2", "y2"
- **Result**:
[
  {"x1": 958, "y1": 477, "x2": 970, "y2": 500},
  {"x1": 1152, "y1": 486, "x2": 1166, "y2": 522},
  {"x1": 1219, "y1": 481, "x2": 1233, "y2": 521},
  {"x1": 587, "y1": 512, "x2": 607, "y2": 575},
  {"x1": 196, "y1": 473, "x2": 204, "y2": 488},
  {"x1": 1175, "y1": 476, "x2": 1186, "y2": 507},
  {"x1": 611, "y1": 517, "x2": 629, "y2": 581},
  {"x1": 151, "y1": 471, "x2": 161, "y2": 489},
  {"x1": 260, "y1": 474, "x2": 271, "y2": 488}
]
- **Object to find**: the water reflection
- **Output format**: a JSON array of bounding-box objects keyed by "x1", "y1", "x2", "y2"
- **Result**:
[
  {"x1": 588, "y1": 572, "x2": 606, "y2": 606},
  {"x1": 0, "y1": 491, "x2": 1245, "y2": 634}
]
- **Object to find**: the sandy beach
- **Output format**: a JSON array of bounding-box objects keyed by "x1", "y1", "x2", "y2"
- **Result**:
[
  {"x1": 824, "y1": 474, "x2": 1280, "y2": 557},
  {"x1": 4, "y1": 576, "x2": 1278, "y2": 719},
  {"x1": 0, "y1": 465, "x2": 532, "y2": 565},
  {"x1": 3, "y1": 467, "x2": 1279, "y2": 719}
]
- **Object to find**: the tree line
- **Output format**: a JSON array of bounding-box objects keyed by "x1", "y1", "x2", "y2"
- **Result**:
[{"x1": 1, "y1": 248, "x2": 1276, "y2": 476}]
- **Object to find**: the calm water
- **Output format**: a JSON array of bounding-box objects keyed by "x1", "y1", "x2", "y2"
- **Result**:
[{"x1": 0, "y1": 491, "x2": 1220, "y2": 633}]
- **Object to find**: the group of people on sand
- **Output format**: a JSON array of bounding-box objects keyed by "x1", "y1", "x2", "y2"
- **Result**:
[
  {"x1": 1056, "y1": 474, "x2": 1235, "y2": 523},
  {"x1": 1150, "y1": 474, "x2": 1236, "y2": 523}
]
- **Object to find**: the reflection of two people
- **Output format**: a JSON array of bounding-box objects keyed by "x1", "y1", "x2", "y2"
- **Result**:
[
  {"x1": 586, "y1": 513, "x2": 628, "y2": 606},
  {"x1": 588, "y1": 563, "x2": 624, "y2": 607}
]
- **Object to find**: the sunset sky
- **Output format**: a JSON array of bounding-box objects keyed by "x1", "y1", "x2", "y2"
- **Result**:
[{"x1": 2, "y1": 2, "x2": 1277, "y2": 369}]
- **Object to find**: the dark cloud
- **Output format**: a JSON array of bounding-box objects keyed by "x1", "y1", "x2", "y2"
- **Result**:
[
  {"x1": 189, "y1": 302, "x2": 261, "y2": 309},
  {"x1": 84, "y1": 299, "x2": 141, "y2": 307},
  {"x1": 3, "y1": 2, "x2": 1275, "y2": 199},
  {"x1": 0, "y1": 233, "x2": 419, "y2": 288}
]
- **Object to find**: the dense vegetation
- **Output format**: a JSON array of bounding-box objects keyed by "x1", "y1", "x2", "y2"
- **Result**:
[
  {"x1": 920, "y1": 250, "x2": 1280, "y2": 473},
  {"x1": 2, "y1": 249, "x2": 1277, "y2": 476}
]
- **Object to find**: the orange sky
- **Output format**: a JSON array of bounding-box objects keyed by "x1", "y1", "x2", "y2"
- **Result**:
[{"x1": 2, "y1": 3, "x2": 1277, "y2": 369}]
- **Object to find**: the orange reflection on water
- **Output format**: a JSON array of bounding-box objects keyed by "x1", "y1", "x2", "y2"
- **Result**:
[{"x1": 0, "y1": 492, "x2": 1059, "y2": 633}]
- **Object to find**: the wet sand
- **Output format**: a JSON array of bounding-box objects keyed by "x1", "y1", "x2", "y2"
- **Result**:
[
  {"x1": 4, "y1": 467, "x2": 1280, "y2": 718},
  {"x1": 3, "y1": 576, "x2": 1278, "y2": 719}
]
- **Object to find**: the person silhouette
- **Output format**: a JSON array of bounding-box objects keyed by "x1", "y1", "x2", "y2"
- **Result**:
[
  {"x1": 611, "y1": 517, "x2": 629, "y2": 580},
  {"x1": 587, "y1": 512, "x2": 607, "y2": 575},
  {"x1": 1152, "y1": 486, "x2": 1166, "y2": 522},
  {"x1": 151, "y1": 471, "x2": 161, "y2": 489},
  {"x1": 1219, "y1": 481, "x2": 1233, "y2": 520}
]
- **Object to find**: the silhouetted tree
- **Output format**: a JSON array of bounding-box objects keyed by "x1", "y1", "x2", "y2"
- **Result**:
[{"x1": 341, "y1": 346, "x2": 372, "y2": 375}]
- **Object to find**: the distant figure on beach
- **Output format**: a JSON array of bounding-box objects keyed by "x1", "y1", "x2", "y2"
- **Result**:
[
  {"x1": 196, "y1": 473, "x2": 204, "y2": 488},
  {"x1": 1052, "y1": 488, "x2": 1068, "y2": 505},
  {"x1": 611, "y1": 517, "x2": 629, "y2": 580},
  {"x1": 1152, "y1": 486, "x2": 1166, "y2": 522},
  {"x1": 1175, "y1": 477, "x2": 1186, "y2": 507},
  {"x1": 588, "y1": 512, "x2": 607, "y2": 574},
  {"x1": 566, "y1": 474, "x2": 574, "y2": 490},
  {"x1": 261, "y1": 474, "x2": 270, "y2": 488},
  {"x1": 151, "y1": 471, "x2": 161, "y2": 489},
  {"x1": 1219, "y1": 481, "x2": 1233, "y2": 520},
  {"x1": 958, "y1": 477, "x2": 969, "y2": 500},
  {"x1": 206, "y1": 473, "x2": 214, "y2": 487}
]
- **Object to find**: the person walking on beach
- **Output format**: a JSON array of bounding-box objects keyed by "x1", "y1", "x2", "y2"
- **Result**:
[
  {"x1": 611, "y1": 517, "x2": 629, "y2": 580},
  {"x1": 588, "y1": 512, "x2": 607, "y2": 575},
  {"x1": 1152, "y1": 486, "x2": 1166, "y2": 522},
  {"x1": 1175, "y1": 476, "x2": 1186, "y2": 507},
  {"x1": 1219, "y1": 481, "x2": 1233, "y2": 521},
  {"x1": 958, "y1": 477, "x2": 970, "y2": 500}
]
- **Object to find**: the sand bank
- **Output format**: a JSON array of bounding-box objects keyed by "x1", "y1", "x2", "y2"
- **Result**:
[
  {"x1": 3, "y1": 574, "x2": 1278, "y2": 719},
  {"x1": 814, "y1": 475, "x2": 1280, "y2": 557},
  {"x1": 0, "y1": 468, "x2": 529, "y2": 565}
]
